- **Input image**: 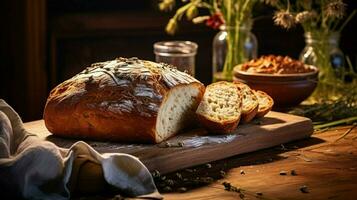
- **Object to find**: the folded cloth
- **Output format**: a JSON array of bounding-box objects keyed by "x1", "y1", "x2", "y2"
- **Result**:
[{"x1": 0, "y1": 99, "x2": 162, "y2": 200}]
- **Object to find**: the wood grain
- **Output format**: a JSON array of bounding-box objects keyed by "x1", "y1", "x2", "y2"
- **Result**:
[
  {"x1": 24, "y1": 111, "x2": 312, "y2": 174},
  {"x1": 162, "y1": 125, "x2": 357, "y2": 200}
]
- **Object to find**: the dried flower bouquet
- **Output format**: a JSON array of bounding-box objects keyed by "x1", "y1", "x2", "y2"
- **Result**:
[{"x1": 264, "y1": 0, "x2": 356, "y2": 100}]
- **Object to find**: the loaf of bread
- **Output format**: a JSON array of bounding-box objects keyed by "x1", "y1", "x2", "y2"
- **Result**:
[
  {"x1": 196, "y1": 81, "x2": 242, "y2": 134},
  {"x1": 44, "y1": 57, "x2": 205, "y2": 143}
]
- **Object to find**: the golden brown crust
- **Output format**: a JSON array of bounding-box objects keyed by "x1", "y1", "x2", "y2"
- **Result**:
[
  {"x1": 233, "y1": 82, "x2": 259, "y2": 123},
  {"x1": 44, "y1": 57, "x2": 204, "y2": 143},
  {"x1": 197, "y1": 114, "x2": 240, "y2": 134},
  {"x1": 195, "y1": 81, "x2": 242, "y2": 134},
  {"x1": 240, "y1": 105, "x2": 258, "y2": 123},
  {"x1": 253, "y1": 90, "x2": 274, "y2": 118}
]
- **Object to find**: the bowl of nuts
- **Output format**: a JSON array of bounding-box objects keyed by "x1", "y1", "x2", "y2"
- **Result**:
[{"x1": 233, "y1": 55, "x2": 318, "y2": 109}]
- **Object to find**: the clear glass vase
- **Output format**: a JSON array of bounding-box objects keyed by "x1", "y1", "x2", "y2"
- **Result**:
[
  {"x1": 212, "y1": 23, "x2": 258, "y2": 82},
  {"x1": 299, "y1": 31, "x2": 345, "y2": 101},
  {"x1": 300, "y1": 32, "x2": 345, "y2": 81}
]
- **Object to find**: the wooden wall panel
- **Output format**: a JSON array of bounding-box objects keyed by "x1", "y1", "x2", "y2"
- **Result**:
[
  {"x1": 0, "y1": 0, "x2": 25, "y2": 117},
  {"x1": 47, "y1": 12, "x2": 215, "y2": 87},
  {"x1": 24, "y1": 0, "x2": 48, "y2": 121}
]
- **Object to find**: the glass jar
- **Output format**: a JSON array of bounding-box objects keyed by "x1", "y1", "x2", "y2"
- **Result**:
[
  {"x1": 299, "y1": 32, "x2": 345, "y2": 80},
  {"x1": 212, "y1": 24, "x2": 258, "y2": 82},
  {"x1": 154, "y1": 41, "x2": 198, "y2": 76}
]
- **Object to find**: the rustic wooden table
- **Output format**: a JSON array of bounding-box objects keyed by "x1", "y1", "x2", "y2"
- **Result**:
[
  {"x1": 161, "y1": 125, "x2": 357, "y2": 200},
  {"x1": 23, "y1": 122, "x2": 357, "y2": 200}
]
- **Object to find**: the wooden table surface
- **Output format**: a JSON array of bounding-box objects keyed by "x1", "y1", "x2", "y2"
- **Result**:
[
  {"x1": 161, "y1": 125, "x2": 357, "y2": 200},
  {"x1": 23, "y1": 122, "x2": 357, "y2": 200}
]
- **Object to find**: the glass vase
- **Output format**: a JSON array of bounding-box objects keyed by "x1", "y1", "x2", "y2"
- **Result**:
[
  {"x1": 212, "y1": 23, "x2": 258, "y2": 82},
  {"x1": 300, "y1": 31, "x2": 345, "y2": 81},
  {"x1": 299, "y1": 31, "x2": 345, "y2": 100}
]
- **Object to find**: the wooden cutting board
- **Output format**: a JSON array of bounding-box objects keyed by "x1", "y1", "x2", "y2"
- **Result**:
[{"x1": 24, "y1": 111, "x2": 313, "y2": 174}]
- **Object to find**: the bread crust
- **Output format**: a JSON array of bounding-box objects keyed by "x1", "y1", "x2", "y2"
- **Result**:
[
  {"x1": 241, "y1": 105, "x2": 258, "y2": 123},
  {"x1": 196, "y1": 81, "x2": 242, "y2": 134},
  {"x1": 233, "y1": 82, "x2": 259, "y2": 123},
  {"x1": 197, "y1": 114, "x2": 240, "y2": 134},
  {"x1": 44, "y1": 57, "x2": 204, "y2": 143},
  {"x1": 254, "y1": 90, "x2": 274, "y2": 118}
]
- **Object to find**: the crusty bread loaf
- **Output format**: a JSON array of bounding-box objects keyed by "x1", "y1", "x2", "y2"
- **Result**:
[
  {"x1": 195, "y1": 81, "x2": 242, "y2": 134},
  {"x1": 233, "y1": 82, "x2": 259, "y2": 123},
  {"x1": 253, "y1": 90, "x2": 274, "y2": 118},
  {"x1": 44, "y1": 57, "x2": 205, "y2": 143}
]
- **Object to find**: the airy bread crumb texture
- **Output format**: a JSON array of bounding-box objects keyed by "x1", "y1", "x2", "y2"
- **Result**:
[
  {"x1": 196, "y1": 82, "x2": 242, "y2": 123},
  {"x1": 234, "y1": 82, "x2": 259, "y2": 114},
  {"x1": 156, "y1": 84, "x2": 202, "y2": 143}
]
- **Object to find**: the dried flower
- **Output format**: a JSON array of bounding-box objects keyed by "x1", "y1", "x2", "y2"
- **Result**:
[
  {"x1": 166, "y1": 19, "x2": 178, "y2": 35},
  {"x1": 159, "y1": 0, "x2": 175, "y2": 12},
  {"x1": 263, "y1": 0, "x2": 279, "y2": 7},
  {"x1": 295, "y1": 11, "x2": 318, "y2": 23},
  {"x1": 273, "y1": 11, "x2": 296, "y2": 29},
  {"x1": 192, "y1": 16, "x2": 210, "y2": 24},
  {"x1": 186, "y1": 5, "x2": 199, "y2": 20},
  {"x1": 205, "y1": 13, "x2": 225, "y2": 29},
  {"x1": 325, "y1": 0, "x2": 346, "y2": 19}
]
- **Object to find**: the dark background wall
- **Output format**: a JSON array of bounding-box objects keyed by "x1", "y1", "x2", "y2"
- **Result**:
[{"x1": 1, "y1": 0, "x2": 356, "y2": 122}]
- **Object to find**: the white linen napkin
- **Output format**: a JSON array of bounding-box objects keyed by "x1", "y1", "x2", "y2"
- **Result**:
[{"x1": 0, "y1": 99, "x2": 162, "y2": 199}]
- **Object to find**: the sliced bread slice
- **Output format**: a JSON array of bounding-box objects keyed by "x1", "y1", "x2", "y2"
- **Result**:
[
  {"x1": 233, "y1": 82, "x2": 259, "y2": 123},
  {"x1": 196, "y1": 81, "x2": 242, "y2": 134},
  {"x1": 253, "y1": 90, "x2": 274, "y2": 118}
]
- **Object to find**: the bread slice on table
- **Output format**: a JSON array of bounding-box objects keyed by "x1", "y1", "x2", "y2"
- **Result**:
[
  {"x1": 196, "y1": 81, "x2": 242, "y2": 134},
  {"x1": 233, "y1": 82, "x2": 259, "y2": 123},
  {"x1": 253, "y1": 90, "x2": 274, "y2": 118}
]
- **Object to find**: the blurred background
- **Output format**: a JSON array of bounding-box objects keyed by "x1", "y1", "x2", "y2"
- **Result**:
[{"x1": 1, "y1": 0, "x2": 356, "y2": 122}]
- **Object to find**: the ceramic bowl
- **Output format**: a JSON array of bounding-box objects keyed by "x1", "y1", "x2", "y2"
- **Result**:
[{"x1": 233, "y1": 65, "x2": 319, "y2": 109}]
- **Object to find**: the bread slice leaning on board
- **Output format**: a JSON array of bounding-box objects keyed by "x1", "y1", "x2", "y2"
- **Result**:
[
  {"x1": 44, "y1": 57, "x2": 205, "y2": 143},
  {"x1": 253, "y1": 90, "x2": 274, "y2": 118},
  {"x1": 233, "y1": 82, "x2": 259, "y2": 123},
  {"x1": 195, "y1": 81, "x2": 243, "y2": 134}
]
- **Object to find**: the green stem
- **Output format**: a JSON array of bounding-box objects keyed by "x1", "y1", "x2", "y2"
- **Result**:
[
  {"x1": 338, "y1": 10, "x2": 357, "y2": 32},
  {"x1": 173, "y1": 2, "x2": 193, "y2": 20},
  {"x1": 314, "y1": 116, "x2": 357, "y2": 130},
  {"x1": 219, "y1": 0, "x2": 256, "y2": 81}
]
